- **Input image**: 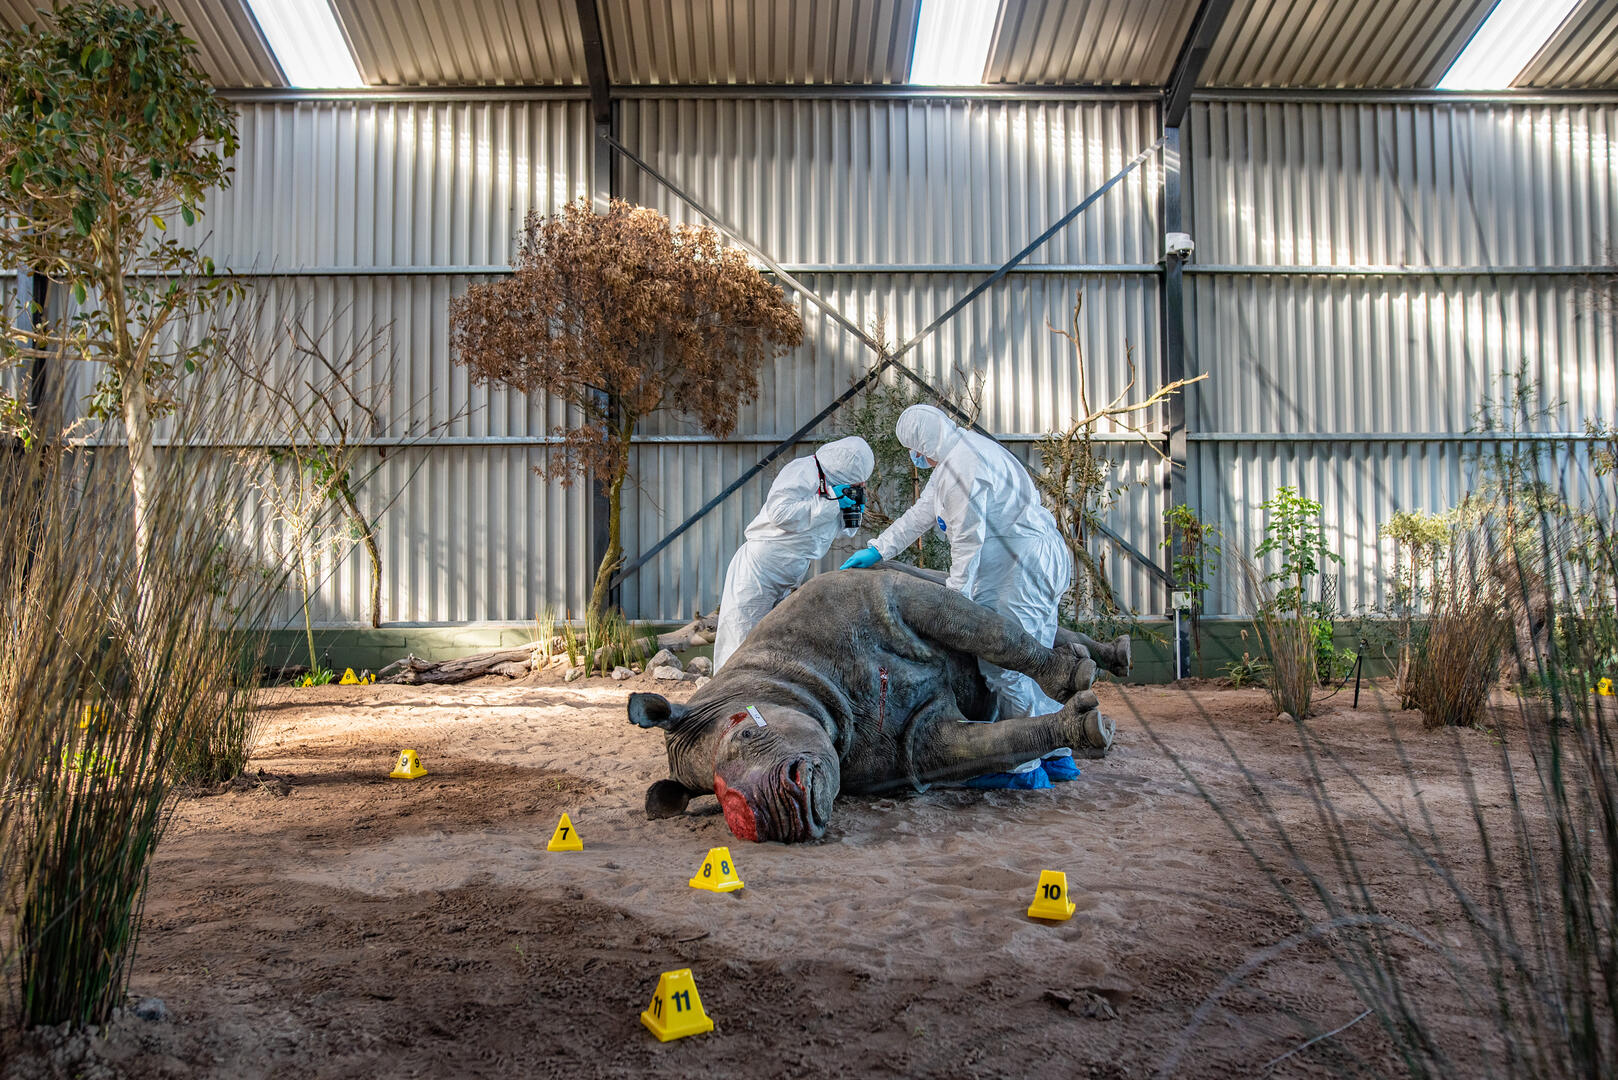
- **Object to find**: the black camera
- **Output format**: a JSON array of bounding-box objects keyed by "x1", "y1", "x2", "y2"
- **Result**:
[{"x1": 840, "y1": 482, "x2": 866, "y2": 529}]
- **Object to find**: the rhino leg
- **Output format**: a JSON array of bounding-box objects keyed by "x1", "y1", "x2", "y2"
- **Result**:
[
  {"x1": 885, "y1": 575, "x2": 1094, "y2": 703},
  {"x1": 908, "y1": 690, "x2": 1111, "y2": 785},
  {"x1": 1055, "y1": 628, "x2": 1132, "y2": 678}
]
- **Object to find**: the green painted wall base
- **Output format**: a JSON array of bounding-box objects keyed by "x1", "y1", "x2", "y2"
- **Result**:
[{"x1": 261, "y1": 619, "x2": 1394, "y2": 685}]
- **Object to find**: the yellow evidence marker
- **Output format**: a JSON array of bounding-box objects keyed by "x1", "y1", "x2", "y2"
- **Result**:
[
  {"x1": 547, "y1": 812, "x2": 583, "y2": 851},
  {"x1": 339, "y1": 667, "x2": 361, "y2": 685},
  {"x1": 389, "y1": 748, "x2": 428, "y2": 779},
  {"x1": 1026, "y1": 870, "x2": 1077, "y2": 921},
  {"x1": 1598, "y1": 677, "x2": 1614, "y2": 697},
  {"x1": 689, "y1": 846, "x2": 744, "y2": 892},
  {"x1": 640, "y1": 968, "x2": 714, "y2": 1041}
]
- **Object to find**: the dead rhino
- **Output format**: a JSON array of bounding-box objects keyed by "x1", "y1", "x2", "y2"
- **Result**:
[{"x1": 629, "y1": 564, "x2": 1129, "y2": 843}]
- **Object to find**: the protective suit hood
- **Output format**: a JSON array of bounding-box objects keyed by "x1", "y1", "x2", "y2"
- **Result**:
[
  {"x1": 895, "y1": 404, "x2": 962, "y2": 464},
  {"x1": 815, "y1": 436, "x2": 875, "y2": 487}
]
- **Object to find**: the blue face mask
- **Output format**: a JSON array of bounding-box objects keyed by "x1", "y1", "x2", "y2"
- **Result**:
[{"x1": 909, "y1": 450, "x2": 932, "y2": 470}]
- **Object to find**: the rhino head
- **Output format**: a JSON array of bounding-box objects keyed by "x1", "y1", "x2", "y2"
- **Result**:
[{"x1": 629, "y1": 692, "x2": 840, "y2": 843}]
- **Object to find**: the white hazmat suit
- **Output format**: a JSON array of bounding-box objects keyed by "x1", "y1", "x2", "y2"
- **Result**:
[
  {"x1": 713, "y1": 436, "x2": 875, "y2": 670},
  {"x1": 867, "y1": 405, "x2": 1074, "y2": 730}
]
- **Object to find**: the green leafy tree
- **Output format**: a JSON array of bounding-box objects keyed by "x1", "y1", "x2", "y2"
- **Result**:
[{"x1": 0, "y1": 0, "x2": 240, "y2": 591}]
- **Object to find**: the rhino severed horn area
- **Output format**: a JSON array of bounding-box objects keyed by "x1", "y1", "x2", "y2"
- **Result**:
[
  {"x1": 714, "y1": 755, "x2": 836, "y2": 843},
  {"x1": 710, "y1": 706, "x2": 839, "y2": 843}
]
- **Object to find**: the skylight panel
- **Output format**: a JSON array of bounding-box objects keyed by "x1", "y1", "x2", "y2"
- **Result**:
[
  {"x1": 908, "y1": 0, "x2": 998, "y2": 86},
  {"x1": 245, "y1": 0, "x2": 365, "y2": 88},
  {"x1": 1437, "y1": 0, "x2": 1582, "y2": 91}
]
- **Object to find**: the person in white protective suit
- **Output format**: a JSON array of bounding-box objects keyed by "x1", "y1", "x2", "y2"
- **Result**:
[
  {"x1": 712, "y1": 436, "x2": 875, "y2": 671},
  {"x1": 839, "y1": 404, "x2": 1077, "y2": 788}
]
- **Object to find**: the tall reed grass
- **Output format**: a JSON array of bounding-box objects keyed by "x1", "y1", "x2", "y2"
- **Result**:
[
  {"x1": 2, "y1": 357, "x2": 295, "y2": 1026},
  {"x1": 1153, "y1": 459, "x2": 1616, "y2": 1077}
]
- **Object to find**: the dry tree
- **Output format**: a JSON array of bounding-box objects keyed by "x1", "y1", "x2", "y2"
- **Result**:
[
  {"x1": 1034, "y1": 292, "x2": 1206, "y2": 620},
  {"x1": 451, "y1": 199, "x2": 804, "y2": 618}
]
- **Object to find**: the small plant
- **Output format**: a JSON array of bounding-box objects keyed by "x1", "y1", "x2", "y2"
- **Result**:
[
  {"x1": 1223, "y1": 652, "x2": 1268, "y2": 689},
  {"x1": 562, "y1": 615, "x2": 582, "y2": 669},
  {"x1": 296, "y1": 669, "x2": 337, "y2": 688},
  {"x1": 533, "y1": 606, "x2": 560, "y2": 664},
  {"x1": 1164, "y1": 503, "x2": 1222, "y2": 668},
  {"x1": 1381, "y1": 508, "x2": 1455, "y2": 706},
  {"x1": 1255, "y1": 486, "x2": 1342, "y2": 610}
]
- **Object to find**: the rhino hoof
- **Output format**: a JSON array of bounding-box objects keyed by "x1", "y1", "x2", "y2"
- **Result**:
[
  {"x1": 1045, "y1": 648, "x2": 1097, "y2": 702},
  {"x1": 1080, "y1": 709, "x2": 1114, "y2": 755},
  {"x1": 1107, "y1": 634, "x2": 1132, "y2": 677}
]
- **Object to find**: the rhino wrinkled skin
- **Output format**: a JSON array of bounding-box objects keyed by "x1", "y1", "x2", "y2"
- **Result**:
[{"x1": 628, "y1": 565, "x2": 1129, "y2": 843}]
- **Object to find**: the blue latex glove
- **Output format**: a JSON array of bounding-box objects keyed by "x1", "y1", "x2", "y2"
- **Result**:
[
  {"x1": 831, "y1": 484, "x2": 861, "y2": 509},
  {"x1": 840, "y1": 546, "x2": 881, "y2": 570}
]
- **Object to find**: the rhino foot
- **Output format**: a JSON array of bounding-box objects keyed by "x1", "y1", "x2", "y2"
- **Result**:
[
  {"x1": 1102, "y1": 634, "x2": 1132, "y2": 677},
  {"x1": 1039, "y1": 649, "x2": 1097, "y2": 704},
  {"x1": 1052, "y1": 690, "x2": 1112, "y2": 759},
  {"x1": 1075, "y1": 708, "x2": 1115, "y2": 757}
]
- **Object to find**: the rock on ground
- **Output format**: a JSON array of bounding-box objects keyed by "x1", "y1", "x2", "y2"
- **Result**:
[
  {"x1": 564, "y1": 666, "x2": 585, "y2": 683},
  {"x1": 648, "y1": 649, "x2": 682, "y2": 672},
  {"x1": 651, "y1": 665, "x2": 686, "y2": 681},
  {"x1": 610, "y1": 666, "x2": 633, "y2": 681},
  {"x1": 133, "y1": 998, "x2": 168, "y2": 1023},
  {"x1": 686, "y1": 656, "x2": 713, "y2": 677}
]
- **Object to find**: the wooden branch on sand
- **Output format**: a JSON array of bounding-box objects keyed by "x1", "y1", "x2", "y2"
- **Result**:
[
  {"x1": 656, "y1": 611, "x2": 718, "y2": 653},
  {"x1": 378, "y1": 645, "x2": 543, "y2": 685}
]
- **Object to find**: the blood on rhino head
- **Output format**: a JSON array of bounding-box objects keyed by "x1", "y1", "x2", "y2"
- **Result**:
[{"x1": 629, "y1": 692, "x2": 840, "y2": 843}]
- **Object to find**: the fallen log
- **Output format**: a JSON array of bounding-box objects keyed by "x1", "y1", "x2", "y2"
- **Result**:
[
  {"x1": 378, "y1": 645, "x2": 540, "y2": 685},
  {"x1": 656, "y1": 611, "x2": 718, "y2": 653}
]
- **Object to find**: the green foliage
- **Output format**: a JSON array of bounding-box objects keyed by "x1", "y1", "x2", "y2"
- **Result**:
[
  {"x1": 296, "y1": 668, "x2": 336, "y2": 688},
  {"x1": 1163, "y1": 503, "x2": 1222, "y2": 611},
  {"x1": 0, "y1": 0, "x2": 241, "y2": 419},
  {"x1": 1223, "y1": 651, "x2": 1268, "y2": 689},
  {"x1": 1254, "y1": 486, "x2": 1341, "y2": 610}
]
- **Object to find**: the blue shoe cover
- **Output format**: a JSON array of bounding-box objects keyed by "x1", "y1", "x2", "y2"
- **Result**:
[
  {"x1": 960, "y1": 768, "x2": 1053, "y2": 790},
  {"x1": 1041, "y1": 756, "x2": 1082, "y2": 782}
]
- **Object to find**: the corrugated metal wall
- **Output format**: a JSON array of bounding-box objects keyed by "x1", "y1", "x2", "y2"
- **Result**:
[
  {"x1": 37, "y1": 91, "x2": 1609, "y2": 627},
  {"x1": 173, "y1": 98, "x2": 598, "y2": 625},
  {"x1": 616, "y1": 96, "x2": 1167, "y2": 619},
  {"x1": 1185, "y1": 99, "x2": 1618, "y2": 614}
]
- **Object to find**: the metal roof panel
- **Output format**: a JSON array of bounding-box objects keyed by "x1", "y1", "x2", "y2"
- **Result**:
[{"x1": 1515, "y1": 0, "x2": 1618, "y2": 89}]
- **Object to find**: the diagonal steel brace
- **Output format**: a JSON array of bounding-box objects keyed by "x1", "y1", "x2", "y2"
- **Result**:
[{"x1": 604, "y1": 131, "x2": 1166, "y2": 590}]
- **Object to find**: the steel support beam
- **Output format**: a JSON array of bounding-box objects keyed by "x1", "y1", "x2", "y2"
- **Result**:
[
  {"x1": 1164, "y1": 0, "x2": 1237, "y2": 128},
  {"x1": 1159, "y1": 0, "x2": 1233, "y2": 675},
  {"x1": 572, "y1": 0, "x2": 612, "y2": 126},
  {"x1": 573, "y1": 0, "x2": 619, "y2": 609},
  {"x1": 1159, "y1": 127, "x2": 1192, "y2": 678}
]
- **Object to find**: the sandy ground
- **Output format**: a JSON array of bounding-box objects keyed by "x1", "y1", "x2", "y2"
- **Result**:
[{"x1": 3, "y1": 671, "x2": 1529, "y2": 1078}]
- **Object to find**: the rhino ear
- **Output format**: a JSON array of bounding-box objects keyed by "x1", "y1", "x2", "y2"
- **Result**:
[
  {"x1": 645, "y1": 779, "x2": 694, "y2": 819},
  {"x1": 628, "y1": 692, "x2": 687, "y2": 730}
]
